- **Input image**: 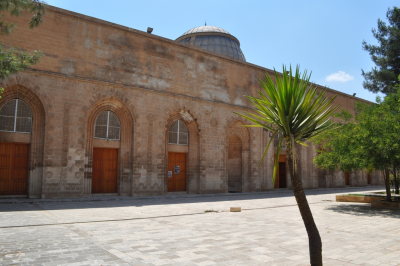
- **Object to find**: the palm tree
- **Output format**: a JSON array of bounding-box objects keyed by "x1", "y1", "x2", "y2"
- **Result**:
[{"x1": 236, "y1": 65, "x2": 339, "y2": 266}]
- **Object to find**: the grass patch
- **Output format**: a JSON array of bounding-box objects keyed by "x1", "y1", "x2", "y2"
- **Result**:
[{"x1": 204, "y1": 209, "x2": 217, "y2": 213}]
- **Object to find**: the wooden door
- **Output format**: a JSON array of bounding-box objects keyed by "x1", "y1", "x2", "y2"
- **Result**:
[
  {"x1": 274, "y1": 155, "x2": 287, "y2": 188},
  {"x1": 0, "y1": 142, "x2": 29, "y2": 195},
  {"x1": 279, "y1": 162, "x2": 287, "y2": 188},
  {"x1": 345, "y1": 171, "x2": 350, "y2": 185},
  {"x1": 168, "y1": 152, "x2": 186, "y2": 192},
  {"x1": 92, "y1": 148, "x2": 118, "y2": 193}
]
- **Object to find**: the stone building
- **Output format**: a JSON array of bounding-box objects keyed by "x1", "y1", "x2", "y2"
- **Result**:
[{"x1": 0, "y1": 6, "x2": 383, "y2": 198}]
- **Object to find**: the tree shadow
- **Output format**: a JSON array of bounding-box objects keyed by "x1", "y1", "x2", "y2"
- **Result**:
[{"x1": 325, "y1": 203, "x2": 400, "y2": 218}]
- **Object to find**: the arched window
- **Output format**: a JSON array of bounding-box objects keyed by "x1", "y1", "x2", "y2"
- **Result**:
[
  {"x1": 169, "y1": 120, "x2": 188, "y2": 145},
  {"x1": 0, "y1": 99, "x2": 32, "y2": 133},
  {"x1": 94, "y1": 111, "x2": 121, "y2": 140}
]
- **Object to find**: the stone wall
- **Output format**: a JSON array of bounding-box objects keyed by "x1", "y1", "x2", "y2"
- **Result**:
[{"x1": 0, "y1": 6, "x2": 384, "y2": 198}]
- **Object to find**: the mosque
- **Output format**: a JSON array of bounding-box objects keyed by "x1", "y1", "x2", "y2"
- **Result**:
[{"x1": 0, "y1": 6, "x2": 382, "y2": 198}]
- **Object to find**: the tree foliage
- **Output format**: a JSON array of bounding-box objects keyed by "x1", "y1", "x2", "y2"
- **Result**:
[
  {"x1": 0, "y1": 0, "x2": 45, "y2": 86},
  {"x1": 312, "y1": 110, "x2": 364, "y2": 172},
  {"x1": 312, "y1": 81, "x2": 400, "y2": 197},
  {"x1": 362, "y1": 7, "x2": 400, "y2": 95},
  {"x1": 0, "y1": 44, "x2": 42, "y2": 79},
  {"x1": 236, "y1": 65, "x2": 340, "y2": 266}
]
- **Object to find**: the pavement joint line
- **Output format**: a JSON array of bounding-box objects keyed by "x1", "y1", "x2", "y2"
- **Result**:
[{"x1": 0, "y1": 200, "x2": 338, "y2": 229}]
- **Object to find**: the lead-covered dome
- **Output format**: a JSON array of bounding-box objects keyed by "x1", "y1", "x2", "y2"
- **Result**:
[{"x1": 176, "y1": 26, "x2": 246, "y2": 62}]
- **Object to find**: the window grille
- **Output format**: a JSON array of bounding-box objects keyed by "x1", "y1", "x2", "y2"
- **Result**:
[
  {"x1": 169, "y1": 120, "x2": 188, "y2": 145},
  {"x1": 94, "y1": 111, "x2": 121, "y2": 140},
  {"x1": 0, "y1": 99, "x2": 32, "y2": 133}
]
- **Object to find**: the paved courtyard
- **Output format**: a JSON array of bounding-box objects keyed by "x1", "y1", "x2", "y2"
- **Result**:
[{"x1": 0, "y1": 186, "x2": 399, "y2": 266}]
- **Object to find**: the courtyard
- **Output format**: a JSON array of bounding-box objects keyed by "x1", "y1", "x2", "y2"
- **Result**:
[{"x1": 0, "y1": 186, "x2": 399, "y2": 265}]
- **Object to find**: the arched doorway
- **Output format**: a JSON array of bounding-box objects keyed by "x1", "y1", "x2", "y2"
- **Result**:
[
  {"x1": 84, "y1": 97, "x2": 134, "y2": 196},
  {"x1": 227, "y1": 134, "x2": 242, "y2": 192},
  {"x1": 0, "y1": 99, "x2": 32, "y2": 195},
  {"x1": 0, "y1": 84, "x2": 46, "y2": 198},
  {"x1": 167, "y1": 120, "x2": 188, "y2": 192},
  {"x1": 164, "y1": 110, "x2": 200, "y2": 194},
  {"x1": 91, "y1": 111, "x2": 121, "y2": 193}
]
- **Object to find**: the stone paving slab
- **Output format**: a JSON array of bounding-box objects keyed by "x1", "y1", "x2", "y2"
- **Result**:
[
  {"x1": 1, "y1": 186, "x2": 399, "y2": 265},
  {"x1": 0, "y1": 186, "x2": 384, "y2": 227}
]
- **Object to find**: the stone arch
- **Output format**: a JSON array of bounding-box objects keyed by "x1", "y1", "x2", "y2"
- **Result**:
[
  {"x1": 83, "y1": 96, "x2": 134, "y2": 196},
  {"x1": 0, "y1": 83, "x2": 48, "y2": 198},
  {"x1": 164, "y1": 108, "x2": 200, "y2": 194},
  {"x1": 226, "y1": 120, "x2": 250, "y2": 192}
]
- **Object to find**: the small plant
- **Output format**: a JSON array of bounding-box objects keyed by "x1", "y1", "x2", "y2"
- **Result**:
[{"x1": 204, "y1": 209, "x2": 216, "y2": 213}]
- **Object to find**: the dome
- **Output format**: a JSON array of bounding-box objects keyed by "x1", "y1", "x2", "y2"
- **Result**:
[
  {"x1": 180, "y1": 26, "x2": 231, "y2": 36},
  {"x1": 176, "y1": 26, "x2": 246, "y2": 62}
]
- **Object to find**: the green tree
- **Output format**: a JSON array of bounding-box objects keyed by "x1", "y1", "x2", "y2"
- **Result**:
[
  {"x1": 0, "y1": 0, "x2": 45, "y2": 86},
  {"x1": 312, "y1": 84, "x2": 400, "y2": 199},
  {"x1": 362, "y1": 6, "x2": 400, "y2": 95},
  {"x1": 312, "y1": 110, "x2": 365, "y2": 173},
  {"x1": 236, "y1": 66, "x2": 340, "y2": 266}
]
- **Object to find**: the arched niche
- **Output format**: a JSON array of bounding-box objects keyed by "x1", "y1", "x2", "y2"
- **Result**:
[
  {"x1": 226, "y1": 121, "x2": 250, "y2": 192},
  {"x1": 84, "y1": 97, "x2": 134, "y2": 196},
  {"x1": 0, "y1": 84, "x2": 46, "y2": 198}
]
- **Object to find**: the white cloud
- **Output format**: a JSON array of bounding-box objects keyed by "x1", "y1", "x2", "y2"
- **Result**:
[{"x1": 326, "y1": 71, "x2": 354, "y2": 82}]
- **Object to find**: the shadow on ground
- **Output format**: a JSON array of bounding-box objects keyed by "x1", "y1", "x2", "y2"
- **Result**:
[
  {"x1": 0, "y1": 186, "x2": 385, "y2": 213},
  {"x1": 326, "y1": 203, "x2": 400, "y2": 218}
]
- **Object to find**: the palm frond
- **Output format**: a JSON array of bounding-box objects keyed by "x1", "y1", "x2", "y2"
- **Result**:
[{"x1": 236, "y1": 65, "x2": 340, "y2": 187}]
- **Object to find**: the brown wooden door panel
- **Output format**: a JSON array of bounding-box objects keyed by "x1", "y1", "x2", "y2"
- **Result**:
[
  {"x1": 92, "y1": 148, "x2": 103, "y2": 193},
  {"x1": 92, "y1": 148, "x2": 118, "y2": 194},
  {"x1": 168, "y1": 152, "x2": 186, "y2": 192},
  {"x1": 0, "y1": 142, "x2": 29, "y2": 195},
  {"x1": 103, "y1": 149, "x2": 118, "y2": 193},
  {"x1": 274, "y1": 155, "x2": 286, "y2": 188},
  {"x1": 279, "y1": 162, "x2": 286, "y2": 188},
  {"x1": 0, "y1": 144, "x2": 12, "y2": 194},
  {"x1": 345, "y1": 171, "x2": 350, "y2": 185},
  {"x1": 167, "y1": 153, "x2": 175, "y2": 191}
]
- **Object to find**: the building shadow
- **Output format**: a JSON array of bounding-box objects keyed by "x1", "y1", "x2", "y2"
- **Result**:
[
  {"x1": 325, "y1": 203, "x2": 400, "y2": 218},
  {"x1": 0, "y1": 186, "x2": 386, "y2": 213}
]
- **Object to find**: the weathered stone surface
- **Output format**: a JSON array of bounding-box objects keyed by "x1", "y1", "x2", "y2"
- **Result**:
[{"x1": 0, "y1": 6, "x2": 384, "y2": 198}]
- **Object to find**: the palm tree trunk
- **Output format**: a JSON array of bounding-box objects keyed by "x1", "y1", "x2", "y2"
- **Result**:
[{"x1": 287, "y1": 148, "x2": 322, "y2": 266}]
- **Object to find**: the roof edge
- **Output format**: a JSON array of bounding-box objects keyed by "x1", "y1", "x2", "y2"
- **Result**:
[{"x1": 43, "y1": 5, "x2": 374, "y2": 104}]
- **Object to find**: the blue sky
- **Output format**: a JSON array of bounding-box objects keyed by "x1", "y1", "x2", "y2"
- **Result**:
[{"x1": 46, "y1": 0, "x2": 398, "y2": 102}]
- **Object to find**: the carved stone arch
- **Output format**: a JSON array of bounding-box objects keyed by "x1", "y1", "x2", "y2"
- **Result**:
[
  {"x1": 83, "y1": 96, "x2": 134, "y2": 196},
  {"x1": 0, "y1": 82, "x2": 53, "y2": 198},
  {"x1": 164, "y1": 108, "x2": 200, "y2": 194},
  {"x1": 226, "y1": 120, "x2": 251, "y2": 192}
]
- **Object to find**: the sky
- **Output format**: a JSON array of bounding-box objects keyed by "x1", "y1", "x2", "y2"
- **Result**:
[{"x1": 46, "y1": 0, "x2": 398, "y2": 103}]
